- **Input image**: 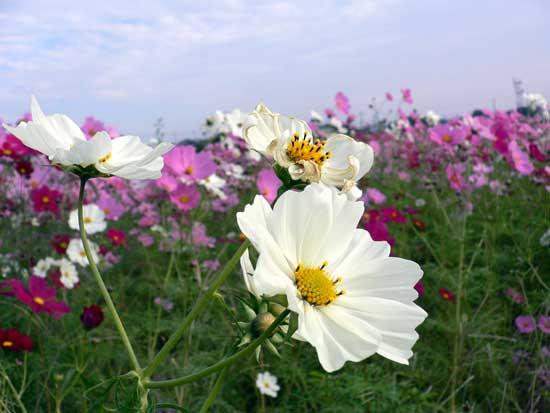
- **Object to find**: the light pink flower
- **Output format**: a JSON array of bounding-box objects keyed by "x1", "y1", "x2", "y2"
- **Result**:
[
  {"x1": 256, "y1": 169, "x2": 281, "y2": 204},
  {"x1": 164, "y1": 146, "x2": 216, "y2": 182}
]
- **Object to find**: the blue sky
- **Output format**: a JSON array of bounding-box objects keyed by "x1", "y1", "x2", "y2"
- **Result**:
[{"x1": 0, "y1": 0, "x2": 549, "y2": 140}]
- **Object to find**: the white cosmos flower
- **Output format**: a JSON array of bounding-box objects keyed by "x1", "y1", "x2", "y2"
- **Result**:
[
  {"x1": 255, "y1": 371, "x2": 280, "y2": 398},
  {"x1": 58, "y1": 259, "x2": 79, "y2": 289},
  {"x1": 68, "y1": 204, "x2": 107, "y2": 234},
  {"x1": 3, "y1": 96, "x2": 173, "y2": 180},
  {"x1": 237, "y1": 184, "x2": 427, "y2": 372},
  {"x1": 200, "y1": 174, "x2": 227, "y2": 200},
  {"x1": 243, "y1": 103, "x2": 373, "y2": 195},
  {"x1": 225, "y1": 108, "x2": 247, "y2": 138},
  {"x1": 67, "y1": 238, "x2": 99, "y2": 267},
  {"x1": 32, "y1": 257, "x2": 57, "y2": 278}
]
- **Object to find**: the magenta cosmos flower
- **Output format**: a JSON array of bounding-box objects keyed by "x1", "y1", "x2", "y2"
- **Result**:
[
  {"x1": 164, "y1": 145, "x2": 216, "y2": 182},
  {"x1": 256, "y1": 169, "x2": 281, "y2": 204},
  {"x1": 446, "y1": 163, "x2": 467, "y2": 192},
  {"x1": 169, "y1": 184, "x2": 200, "y2": 211},
  {"x1": 0, "y1": 328, "x2": 33, "y2": 352},
  {"x1": 515, "y1": 315, "x2": 536, "y2": 333},
  {"x1": 2, "y1": 276, "x2": 70, "y2": 319},
  {"x1": 30, "y1": 185, "x2": 63, "y2": 216},
  {"x1": 401, "y1": 88, "x2": 413, "y2": 104}
]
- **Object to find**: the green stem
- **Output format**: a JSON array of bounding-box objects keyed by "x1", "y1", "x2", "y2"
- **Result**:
[
  {"x1": 0, "y1": 370, "x2": 27, "y2": 413},
  {"x1": 145, "y1": 309, "x2": 290, "y2": 389},
  {"x1": 77, "y1": 178, "x2": 141, "y2": 372},
  {"x1": 143, "y1": 239, "x2": 251, "y2": 378},
  {"x1": 199, "y1": 367, "x2": 230, "y2": 413}
]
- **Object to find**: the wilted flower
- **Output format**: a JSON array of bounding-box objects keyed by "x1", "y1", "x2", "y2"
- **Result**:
[
  {"x1": 243, "y1": 103, "x2": 373, "y2": 196},
  {"x1": 256, "y1": 371, "x2": 280, "y2": 398},
  {"x1": 80, "y1": 305, "x2": 104, "y2": 330}
]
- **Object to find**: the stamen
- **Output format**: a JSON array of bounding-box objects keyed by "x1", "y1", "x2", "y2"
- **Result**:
[
  {"x1": 286, "y1": 135, "x2": 330, "y2": 167},
  {"x1": 294, "y1": 262, "x2": 344, "y2": 306}
]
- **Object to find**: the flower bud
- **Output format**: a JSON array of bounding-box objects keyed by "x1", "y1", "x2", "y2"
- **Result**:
[
  {"x1": 251, "y1": 312, "x2": 276, "y2": 337},
  {"x1": 80, "y1": 305, "x2": 104, "y2": 330}
]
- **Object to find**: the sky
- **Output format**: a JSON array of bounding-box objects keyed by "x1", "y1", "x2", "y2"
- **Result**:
[{"x1": 1, "y1": 0, "x2": 549, "y2": 140}]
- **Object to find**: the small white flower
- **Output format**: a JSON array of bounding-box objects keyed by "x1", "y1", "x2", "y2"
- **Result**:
[
  {"x1": 243, "y1": 103, "x2": 373, "y2": 194},
  {"x1": 68, "y1": 204, "x2": 107, "y2": 235},
  {"x1": 540, "y1": 228, "x2": 550, "y2": 247},
  {"x1": 200, "y1": 174, "x2": 227, "y2": 200},
  {"x1": 255, "y1": 371, "x2": 280, "y2": 398},
  {"x1": 424, "y1": 110, "x2": 440, "y2": 126},
  {"x1": 3, "y1": 96, "x2": 173, "y2": 180},
  {"x1": 415, "y1": 198, "x2": 426, "y2": 208},
  {"x1": 58, "y1": 258, "x2": 79, "y2": 289},
  {"x1": 310, "y1": 110, "x2": 324, "y2": 123},
  {"x1": 201, "y1": 110, "x2": 227, "y2": 136},
  {"x1": 32, "y1": 257, "x2": 57, "y2": 278},
  {"x1": 67, "y1": 239, "x2": 99, "y2": 267},
  {"x1": 225, "y1": 108, "x2": 247, "y2": 138},
  {"x1": 31, "y1": 217, "x2": 40, "y2": 227},
  {"x1": 237, "y1": 184, "x2": 427, "y2": 372}
]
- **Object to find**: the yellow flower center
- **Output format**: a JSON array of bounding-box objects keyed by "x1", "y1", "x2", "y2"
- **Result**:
[
  {"x1": 84, "y1": 217, "x2": 92, "y2": 224},
  {"x1": 3, "y1": 148, "x2": 12, "y2": 155},
  {"x1": 180, "y1": 195, "x2": 189, "y2": 204},
  {"x1": 185, "y1": 166, "x2": 193, "y2": 175},
  {"x1": 63, "y1": 271, "x2": 70, "y2": 278},
  {"x1": 104, "y1": 207, "x2": 111, "y2": 215},
  {"x1": 286, "y1": 132, "x2": 331, "y2": 167},
  {"x1": 443, "y1": 135, "x2": 452, "y2": 143},
  {"x1": 2, "y1": 341, "x2": 13, "y2": 348},
  {"x1": 34, "y1": 296, "x2": 45, "y2": 305},
  {"x1": 60, "y1": 242, "x2": 67, "y2": 248},
  {"x1": 294, "y1": 262, "x2": 345, "y2": 306},
  {"x1": 80, "y1": 250, "x2": 87, "y2": 257},
  {"x1": 42, "y1": 196, "x2": 50, "y2": 204},
  {"x1": 89, "y1": 129, "x2": 97, "y2": 137},
  {"x1": 98, "y1": 152, "x2": 112, "y2": 163}
]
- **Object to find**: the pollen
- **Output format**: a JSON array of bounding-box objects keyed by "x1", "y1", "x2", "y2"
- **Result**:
[
  {"x1": 42, "y1": 196, "x2": 50, "y2": 204},
  {"x1": 286, "y1": 132, "x2": 331, "y2": 167},
  {"x1": 84, "y1": 217, "x2": 92, "y2": 224},
  {"x1": 34, "y1": 296, "x2": 45, "y2": 305},
  {"x1": 98, "y1": 152, "x2": 112, "y2": 163},
  {"x1": 180, "y1": 195, "x2": 189, "y2": 204},
  {"x1": 443, "y1": 135, "x2": 452, "y2": 143},
  {"x1": 2, "y1": 341, "x2": 13, "y2": 348},
  {"x1": 294, "y1": 262, "x2": 345, "y2": 306},
  {"x1": 185, "y1": 166, "x2": 193, "y2": 175}
]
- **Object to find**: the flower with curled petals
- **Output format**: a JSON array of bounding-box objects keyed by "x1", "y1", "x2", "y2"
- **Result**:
[{"x1": 237, "y1": 184, "x2": 427, "y2": 372}]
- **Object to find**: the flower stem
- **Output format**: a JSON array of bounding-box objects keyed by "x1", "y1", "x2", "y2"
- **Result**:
[
  {"x1": 198, "y1": 367, "x2": 229, "y2": 413},
  {"x1": 143, "y1": 239, "x2": 251, "y2": 378},
  {"x1": 145, "y1": 309, "x2": 290, "y2": 389},
  {"x1": 0, "y1": 369, "x2": 27, "y2": 413},
  {"x1": 77, "y1": 178, "x2": 141, "y2": 372}
]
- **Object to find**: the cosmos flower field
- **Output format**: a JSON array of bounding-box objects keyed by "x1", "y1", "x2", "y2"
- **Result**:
[{"x1": 0, "y1": 90, "x2": 549, "y2": 412}]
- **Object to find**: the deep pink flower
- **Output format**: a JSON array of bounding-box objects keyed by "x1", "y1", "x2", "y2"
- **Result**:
[
  {"x1": 30, "y1": 185, "x2": 63, "y2": 216},
  {"x1": 364, "y1": 220, "x2": 395, "y2": 247},
  {"x1": 1, "y1": 133, "x2": 36, "y2": 159},
  {"x1": 256, "y1": 169, "x2": 281, "y2": 204},
  {"x1": 414, "y1": 281, "x2": 424, "y2": 297},
  {"x1": 509, "y1": 141, "x2": 534, "y2": 175},
  {"x1": 3, "y1": 276, "x2": 70, "y2": 319},
  {"x1": 439, "y1": 288, "x2": 456, "y2": 302},
  {"x1": 539, "y1": 315, "x2": 550, "y2": 334},
  {"x1": 52, "y1": 234, "x2": 70, "y2": 255},
  {"x1": 504, "y1": 288, "x2": 525, "y2": 304},
  {"x1": 529, "y1": 143, "x2": 546, "y2": 162},
  {"x1": 401, "y1": 88, "x2": 413, "y2": 104},
  {"x1": 446, "y1": 164, "x2": 467, "y2": 192},
  {"x1": 107, "y1": 229, "x2": 127, "y2": 246},
  {"x1": 381, "y1": 207, "x2": 406, "y2": 224},
  {"x1": 411, "y1": 217, "x2": 426, "y2": 230},
  {"x1": 15, "y1": 159, "x2": 33, "y2": 177},
  {"x1": 170, "y1": 184, "x2": 200, "y2": 211},
  {"x1": 515, "y1": 315, "x2": 536, "y2": 333},
  {"x1": 385, "y1": 92, "x2": 393, "y2": 102},
  {"x1": 164, "y1": 146, "x2": 216, "y2": 182},
  {"x1": 335, "y1": 92, "x2": 350, "y2": 115},
  {"x1": 0, "y1": 328, "x2": 33, "y2": 352}
]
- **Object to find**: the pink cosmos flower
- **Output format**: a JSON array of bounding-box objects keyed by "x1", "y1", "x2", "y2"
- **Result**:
[
  {"x1": 414, "y1": 281, "x2": 425, "y2": 297},
  {"x1": 364, "y1": 188, "x2": 386, "y2": 205},
  {"x1": 30, "y1": 185, "x2": 63, "y2": 216},
  {"x1": 191, "y1": 222, "x2": 215, "y2": 248},
  {"x1": 439, "y1": 288, "x2": 456, "y2": 302},
  {"x1": 515, "y1": 315, "x2": 536, "y2": 333},
  {"x1": 429, "y1": 124, "x2": 467, "y2": 147},
  {"x1": 539, "y1": 315, "x2": 550, "y2": 334},
  {"x1": 169, "y1": 184, "x2": 200, "y2": 211},
  {"x1": 81, "y1": 117, "x2": 106, "y2": 139},
  {"x1": 401, "y1": 88, "x2": 413, "y2": 104},
  {"x1": 164, "y1": 146, "x2": 216, "y2": 182},
  {"x1": 1, "y1": 276, "x2": 70, "y2": 319},
  {"x1": 385, "y1": 92, "x2": 393, "y2": 102},
  {"x1": 256, "y1": 169, "x2": 281, "y2": 204},
  {"x1": 137, "y1": 233, "x2": 154, "y2": 247},
  {"x1": 155, "y1": 174, "x2": 179, "y2": 192},
  {"x1": 509, "y1": 141, "x2": 534, "y2": 175},
  {"x1": 334, "y1": 92, "x2": 350, "y2": 115},
  {"x1": 505, "y1": 288, "x2": 525, "y2": 304},
  {"x1": 446, "y1": 164, "x2": 467, "y2": 192},
  {"x1": 97, "y1": 194, "x2": 127, "y2": 220}
]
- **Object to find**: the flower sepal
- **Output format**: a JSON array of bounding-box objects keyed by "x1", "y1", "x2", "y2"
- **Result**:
[
  {"x1": 62, "y1": 164, "x2": 113, "y2": 180},
  {"x1": 273, "y1": 164, "x2": 308, "y2": 196}
]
